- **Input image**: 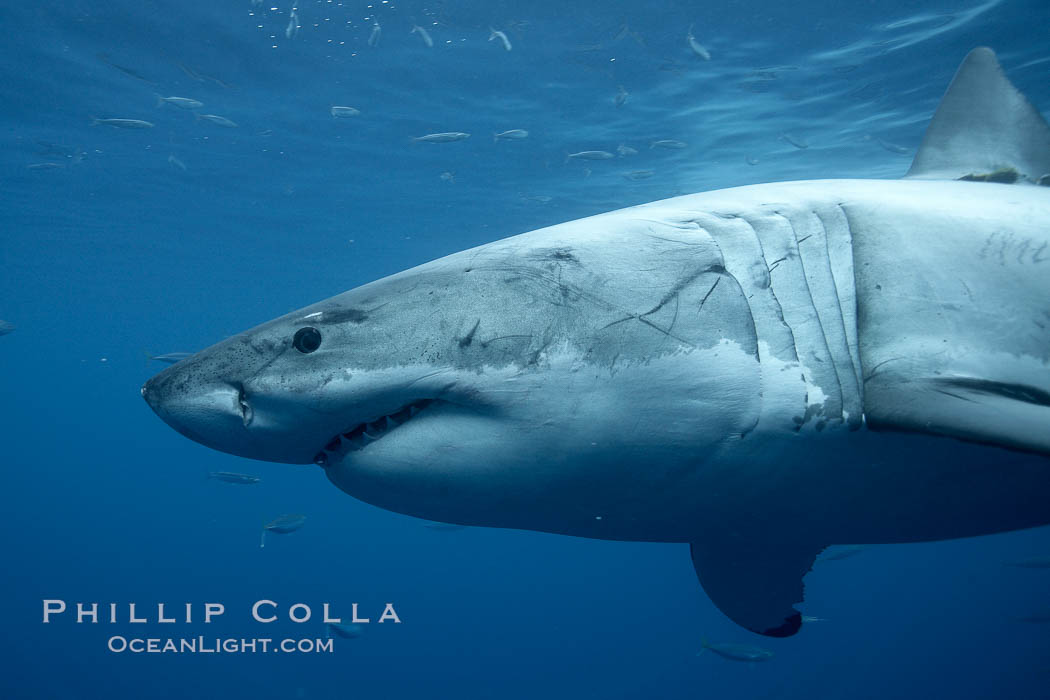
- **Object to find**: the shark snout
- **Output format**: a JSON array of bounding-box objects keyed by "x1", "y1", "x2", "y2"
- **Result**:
[
  {"x1": 142, "y1": 367, "x2": 330, "y2": 465},
  {"x1": 142, "y1": 374, "x2": 249, "y2": 452}
]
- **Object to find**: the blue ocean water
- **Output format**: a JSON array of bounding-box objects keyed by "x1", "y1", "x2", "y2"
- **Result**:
[{"x1": 2, "y1": 0, "x2": 1049, "y2": 697}]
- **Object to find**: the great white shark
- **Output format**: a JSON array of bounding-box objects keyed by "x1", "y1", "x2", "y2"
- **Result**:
[{"x1": 143, "y1": 48, "x2": 1050, "y2": 638}]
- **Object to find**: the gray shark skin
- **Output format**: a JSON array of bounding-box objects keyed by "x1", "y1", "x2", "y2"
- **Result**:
[{"x1": 142, "y1": 48, "x2": 1050, "y2": 638}]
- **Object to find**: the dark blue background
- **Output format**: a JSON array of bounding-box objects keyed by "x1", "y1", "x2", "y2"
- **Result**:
[{"x1": 2, "y1": 1, "x2": 1049, "y2": 697}]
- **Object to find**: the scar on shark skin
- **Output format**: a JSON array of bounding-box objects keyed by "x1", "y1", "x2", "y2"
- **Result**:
[
  {"x1": 698, "y1": 277, "x2": 721, "y2": 314},
  {"x1": 458, "y1": 319, "x2": 481, "y2": 348}
]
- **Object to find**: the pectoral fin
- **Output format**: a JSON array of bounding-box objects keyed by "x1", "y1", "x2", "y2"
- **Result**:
[
  {"x1": 689, "y1": 535, "x2": 823, "y2": 637},
  {"x1": 863, "y1": 374, "x2": 1050, "y2": 457}
]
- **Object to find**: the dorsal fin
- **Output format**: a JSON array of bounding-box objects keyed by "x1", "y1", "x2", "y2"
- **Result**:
[{"x1": 906, "y1": 47, "x2": 1050, "y2": 184}]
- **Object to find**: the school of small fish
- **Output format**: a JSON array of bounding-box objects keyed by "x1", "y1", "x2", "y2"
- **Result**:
[
  {"x1": 38, "y1": 16, "x2": 893, "y2": 183},
  {"x1": 40, "y1": 19, "x2": 744, "y2": 178}
]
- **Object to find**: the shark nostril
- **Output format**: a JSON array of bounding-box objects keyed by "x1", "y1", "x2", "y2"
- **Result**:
[
  {"x1": 140, "y1": 379, "x2": 156, "y2": 407},
  {"x1": 141, "y1": 379, "x2": 162, "y2": 410}
]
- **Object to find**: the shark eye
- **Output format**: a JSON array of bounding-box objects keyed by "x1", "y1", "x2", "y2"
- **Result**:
[{"x1": 292, "y1": 327, "x2": 322, "y2": 354}]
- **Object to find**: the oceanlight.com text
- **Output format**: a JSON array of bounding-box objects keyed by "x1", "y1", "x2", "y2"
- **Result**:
[{"x1": 107, "y1": 636, "x2": 335, "y2": 654}]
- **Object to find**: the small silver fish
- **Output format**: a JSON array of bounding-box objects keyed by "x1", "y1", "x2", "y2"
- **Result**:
[
  {"x1": 494, "y1": 129, "x2": 529, "y2": 141},
  {"x1": 147, "y1": 351, "x2": 193, "y2": 364},
  {"x1": 155, "y1": 95, "x2": 203, "y2": 110},
  {"x1": 198, "y1": 114, "x2": 239, "y2": 128},
  {"x1": 746, "y1": 155, "x2": 760, "y2": 165},
  {"x1": 650, "y1": 139, "x2": 688, "y2": 149},
  {"x1": 488, "y1": 27, "x2": 512, "y2": 52},
  {"x1": 876, "y1": 137, "x2": 910, "y2": 155},
  {"x1": 687, "y1": 25, "x2": 711, "y2": 60},
  {"x1": 440, "y1": 171, "x2": 455, "y2": 183},
  {"x1": 623, "y1": 170, "x2": 654, "y2": 180},
  {"x1": 331, "y1": 106, "x2": 361, "y2": 118},
  {"x1": 326, "y1": 622, "x2": 364, "y2": 639},
  {"x1": 780, "y1": 132, "x2": 809, "y2": 149},
  {"x1": 615, "y1": 85, "x2": 628, "y2": 108},
  {"x1": 98, "y1": 53, "x2": 157, "y2": 85},
  {"x1": 167, "y1": 154, "x2": 187, "y2": 171},
  {"x1": 521, "y1": 194, "x2": 552, "y2": 203},
  {"x1": 800, "y1": 615, "x2": 827, "y2": 623},
  {"x1": 91, "y1": 118, "x2": 154, "y2": 129},
  {"x1": 411, "y1": 24, "x2": 433, "y2": 48},
  {"x1": 368, "y1": 19, "x2": 381, "y2": 47},
  {"x1": 27, "y1": 163, "x2": 63, "y2": 170},
  {"x1": 698, "y1": 640, "x2": 774, "y2": 662},
  {"x1": 0, "y1": 320, "x2": 14, "y2": 336},
  {"x1": 208, "y1": 471, "x2": 261, "y2": 484},
  {"x1": 413, "y1": 132, "x2": 470, "y2": 143},
  {"x1": 261, "y1": 514, "x2": 306, "y2": 548},
  {"x1": 616, "y1": 143, "x2": 638, "y2": 156},
  {"x1": 286, "y1": 9, "x2": 300, "y2": 39},
  {"x1": 176, "y1": 63, "x2": 233, "y2": 89},
  {"x1": 567, "y1": 150, "x2": 615, "y2": 161}
]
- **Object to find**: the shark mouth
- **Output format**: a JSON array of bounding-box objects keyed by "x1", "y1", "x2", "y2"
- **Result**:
[{"x1": 313, "y1": 399, "x2": 434, "y2": 466}]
